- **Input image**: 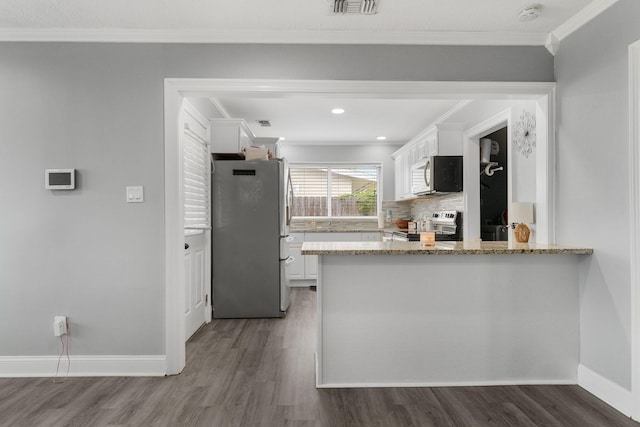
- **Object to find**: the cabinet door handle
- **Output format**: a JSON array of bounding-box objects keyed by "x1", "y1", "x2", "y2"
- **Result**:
[{"x1": 184, "y1": 243, "x2": 190, "y2": 250}]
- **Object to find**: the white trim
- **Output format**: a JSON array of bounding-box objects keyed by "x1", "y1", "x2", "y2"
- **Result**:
[
  {"x1": 164, "y1": 80, "x2": 186, "y2": 375},
  {"x1": 578, "y1": 364, "x2": 633, "y2": 417},
  {"x1": 165, "y1": 78, "x2": 558, "y2": 376},
  {"x1": 208, "y1": 97, "x2": 232, "y2": 119},
  {"x1": 0, "y1": 355, "x2": 165, "y2": 378},
  {"x1": 545, "y1": 32, "x2": 561, "y2": 56},
  {"x1": 551, "y1": 0, "x2": 619, "y2": 42},
  {"x1": 535, "y1": 91, "x2": 557, "y2": 244},
  {"x1": 317, "y1": 379, "x2": 577, "y2": 389},
  {"x1": 0, "y1": 28, "x2": 548, "y2": 46},
  {"x1": 630, "y1": 40, "x2": 640, "y2": 421},
  {"x1": 171, "y1": 79, "x2": 557, "y2": 99}
]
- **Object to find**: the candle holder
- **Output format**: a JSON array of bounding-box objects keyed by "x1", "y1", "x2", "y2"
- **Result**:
[{"x1": 420, "y1": 231, "x2": 436, "y2": 247}]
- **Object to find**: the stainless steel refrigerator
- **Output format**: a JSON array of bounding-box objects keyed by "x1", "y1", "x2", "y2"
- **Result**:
[{"x1": 211, "y1": 158, "x2": 293, "y2": 318}]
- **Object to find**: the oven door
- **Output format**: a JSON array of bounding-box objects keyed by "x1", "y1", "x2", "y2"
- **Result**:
[{"x1": 411, "y1": 160, "x2": 431, "y2": 195}]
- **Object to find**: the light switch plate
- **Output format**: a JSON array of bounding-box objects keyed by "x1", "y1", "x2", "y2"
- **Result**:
[{"x1": 126, "y1": 186, "x2": 144, "y2": 203}]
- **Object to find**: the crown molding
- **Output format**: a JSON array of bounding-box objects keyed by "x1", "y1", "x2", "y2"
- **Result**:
[
  {"x1": 545, "y1": 0, "x2": 618, "y2": 47},
  {"x1": 207, "y1": 97, "x2": 232, "y2": 119},
  {"x1": 0, "y1": 28, "x2": 549, "y2": 46}
]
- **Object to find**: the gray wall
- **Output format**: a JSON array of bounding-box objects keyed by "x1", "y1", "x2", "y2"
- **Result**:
[
  {"x1": 0, "y1": 43, "x2": 553, "y2": 358},
  {"x1": 555, "y1": 0, "x2": 640, "y2": 390}
]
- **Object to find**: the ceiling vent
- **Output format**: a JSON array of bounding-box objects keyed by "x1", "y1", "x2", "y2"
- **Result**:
[
  {"x1": 331, "y1": 0, "x2": 378, "y2": 15},
  {"x1": 257, "y1": 120, "x2": 271, "y2": 127}
]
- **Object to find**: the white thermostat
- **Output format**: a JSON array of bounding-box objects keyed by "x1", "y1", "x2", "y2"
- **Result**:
[{"x1": 45, "y1": 169, "x2": 75, "y2": 190}]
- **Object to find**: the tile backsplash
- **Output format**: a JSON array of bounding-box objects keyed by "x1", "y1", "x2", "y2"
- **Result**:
[
  {"x1": 410, "y1": 193, "x2": 464, "y2": 221},
  {"x1": 382, "y1": 193, "x2": 464, "y2": 229},
  {"x1": 380, "y1": 201, "x2": 412, "y2": 222}
]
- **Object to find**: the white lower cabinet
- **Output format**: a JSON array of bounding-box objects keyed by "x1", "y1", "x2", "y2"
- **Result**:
[
  {"x1": 304, "y1": 253, "x2": 318, "y2": 279},
  {"x1": 362, "y1": 232, "x2": 382, "y2": 241},
  {"x1": 289, "y1": 231, "x2": 381, "y2": 283},
  {"x1": 288, "y1": 243, "x2": 305, "y2": 280}
]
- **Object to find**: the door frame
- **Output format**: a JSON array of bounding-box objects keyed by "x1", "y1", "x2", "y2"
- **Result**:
[
  {"x1": 163, "y1": 78, "x2": 557, "y2": 375},
  {"x1": 629, "y1": 40, "x2": 640, "y2": 420}
]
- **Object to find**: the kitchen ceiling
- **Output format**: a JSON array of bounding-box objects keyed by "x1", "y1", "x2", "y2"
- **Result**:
[
  {"x1": 0, "y1": 0, "x2": 616, "y2": 47},
  {"x1": 212, "y1": 96, "x2": 462, "y2": 145}
]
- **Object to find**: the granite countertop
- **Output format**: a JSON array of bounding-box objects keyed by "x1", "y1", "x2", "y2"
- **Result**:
[
  {"x1": 295, "y1": 228, "x2": 382, "y2": 233},
  {"x1": 300, "y1": 240, "x2": 593, "y2": 255}
]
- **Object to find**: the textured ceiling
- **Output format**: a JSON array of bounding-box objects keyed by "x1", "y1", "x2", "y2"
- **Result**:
[{"x1": 0, "y1": 0, "x2": 600, "y2": 45}]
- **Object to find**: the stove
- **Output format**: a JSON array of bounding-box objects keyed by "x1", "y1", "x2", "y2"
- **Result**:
[
  {"x1": 399, "y1": 211, "x2": 462, "y2": 242},
  {"x1": 430, "y1": 210, "x2": 462, "y2": 241}
]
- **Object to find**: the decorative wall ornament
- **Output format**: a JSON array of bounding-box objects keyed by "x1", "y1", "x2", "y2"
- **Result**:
[{"x1": 513, "y1": 110, "x2": 536, "y2": 158}]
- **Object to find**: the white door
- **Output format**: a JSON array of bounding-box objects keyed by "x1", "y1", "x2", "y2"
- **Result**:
[
  {"x1": 182, "y1": 100, "x2": 212, "y2": 340},
  {"x1": 184, "y1": 235, "x2": 207, "y2": 339}
]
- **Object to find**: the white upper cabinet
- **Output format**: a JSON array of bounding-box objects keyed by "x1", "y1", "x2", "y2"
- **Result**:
[
  {"x1": 433, "y1": 123, "x2": 464, "y2": 156},
  {"x1": 394, "y1": 152, "x2": 412, "y2": 200},
  {"x1": 210, "y1": 119, "x2": 255, "y2": 154},
  {"x1": 392, "y1": 123, "x2": 464, "y2": 200}
]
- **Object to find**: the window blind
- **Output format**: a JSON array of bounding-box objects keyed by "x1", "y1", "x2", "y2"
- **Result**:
[
  {"x1": 290, "y1": 164, "x2": 380, "y2": 218},
  {"x1": 184, "y1": 129, "x2": 210, "y2": 232}
]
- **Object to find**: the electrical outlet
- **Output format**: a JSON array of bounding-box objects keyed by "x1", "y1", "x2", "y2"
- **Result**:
[{"x1": 53, "y1": 316, "x2": 67, "y2": 337}]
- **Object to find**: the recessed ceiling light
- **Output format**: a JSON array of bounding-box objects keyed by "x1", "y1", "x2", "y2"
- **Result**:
[
  {"x1": 377, "y1": 136, "x2": 387, "y2": 140},
  {"x1": 519, "y1": 4, "x2": 541, "y2": 22},
  {"x1": 331, "y1": 108, "x2": 345, "y2": 115},
  {"x1": 279, "y1": 137, "x2": 286, "y2": 141}
]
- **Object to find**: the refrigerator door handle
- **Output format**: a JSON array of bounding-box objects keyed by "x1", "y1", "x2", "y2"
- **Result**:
[
  {"x1": 284, "y1": 256, "x2": 295, "y2": 265},
  {"x1": 286, "y1": 169, "x2": 294, "y2": 226}
]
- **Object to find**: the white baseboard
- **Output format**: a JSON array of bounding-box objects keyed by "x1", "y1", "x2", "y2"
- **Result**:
[
  {"x1": 316, "y1": 379, "x2": 576, "y2": 389},
  {"x1": 578, "y1": 364, "x2": 633, "y2": 417},
  {"x1": 0, "y1": 355, "x2": 166, "y2": 378}
]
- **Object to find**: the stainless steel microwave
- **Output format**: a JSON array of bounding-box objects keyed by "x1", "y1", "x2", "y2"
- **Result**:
[{"x1": 410, "y1": 156, "x2": 463, "y2": 196}]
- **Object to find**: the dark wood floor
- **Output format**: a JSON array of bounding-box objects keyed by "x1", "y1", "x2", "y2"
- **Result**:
[{"x1": 1, "y1": 288, "x2": 638, "y2": 426}]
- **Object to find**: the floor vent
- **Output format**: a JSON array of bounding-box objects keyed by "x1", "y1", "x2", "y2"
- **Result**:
[{"x1": 331, "y1": 0, "x2": 378, "y2": 15}]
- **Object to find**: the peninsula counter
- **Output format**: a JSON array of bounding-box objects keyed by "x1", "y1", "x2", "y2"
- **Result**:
[{"x1": 301, "y1": 241, "x2": 593, "y2": 388}]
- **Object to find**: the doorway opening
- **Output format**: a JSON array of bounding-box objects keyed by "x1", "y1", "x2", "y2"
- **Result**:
[
  {"x1": 164, "y1": 79, "x2": 557, "y2": 375},
  {"x1": 479, "y1": 127, "x2": 508, "y2": 241}
]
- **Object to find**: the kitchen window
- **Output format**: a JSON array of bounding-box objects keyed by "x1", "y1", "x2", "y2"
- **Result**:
[{"x1": 289, "y1": 164, "x2": 381, "y2": 218}]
